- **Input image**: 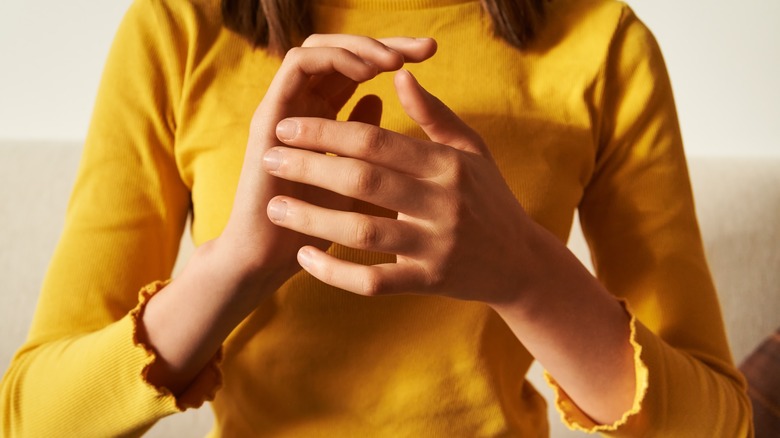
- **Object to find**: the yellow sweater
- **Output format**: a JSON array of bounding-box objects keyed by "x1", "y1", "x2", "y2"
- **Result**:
[{"x1": 1, "y1": 0, "x2": 753, "y2": 436}]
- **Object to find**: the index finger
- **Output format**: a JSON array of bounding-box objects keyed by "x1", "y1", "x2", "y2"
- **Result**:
[
  {"x1": 272, "y1": 36, "x2": 435, "y2": 106},
  {"x1": 276, "y1": 117, "x2": 451, "y2": 179},
  {"x1": 302, "y1": 34, "x2": 438, "y2": 65},
  {"x1": 377, "y1": 37, "x2": 437, "y2": 63}
]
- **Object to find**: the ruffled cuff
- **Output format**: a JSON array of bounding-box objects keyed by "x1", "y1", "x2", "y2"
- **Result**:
[
  {"x1": 543, "y1": 299, "x2": 649, "y2": 433},
  {"x1": 129, "y1": 280, "x2": 224, "y2": 411}
]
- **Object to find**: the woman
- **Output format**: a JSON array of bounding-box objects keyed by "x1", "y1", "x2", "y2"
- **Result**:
[{"x1": 1, "y1": 0, "x2": 753, "y2": 436}]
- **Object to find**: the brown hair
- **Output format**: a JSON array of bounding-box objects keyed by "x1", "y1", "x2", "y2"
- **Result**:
[{"x1": 221, "y1": 0, "x2": 548, "y2": 56}]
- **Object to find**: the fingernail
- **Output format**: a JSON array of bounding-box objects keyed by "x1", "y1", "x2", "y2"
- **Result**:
[
  {"x1": 268, "y1": 199, "x2": 287, "y2": 222},
  {"x1": 298, "y1": 248, "x2": 314, "y2": 269},
  {"x1": 263, "y1": 149, "x2": 282, "y2": 171},
  {"x1": 276, "y1": 119, "x2": 298, "y2": 141}
]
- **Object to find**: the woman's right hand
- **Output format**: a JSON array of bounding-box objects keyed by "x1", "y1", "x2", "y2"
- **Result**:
[
  {"x1": 217, "y1": 35, "x2": 437, "y2": 290},
  {"x1": 140, "y1": 36, "x2": 436, "y2": 395}
]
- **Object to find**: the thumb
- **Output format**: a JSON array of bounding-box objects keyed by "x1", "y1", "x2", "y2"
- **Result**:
[{"x1": 394, "y1": 69, "x2": 489, "y2": 156}]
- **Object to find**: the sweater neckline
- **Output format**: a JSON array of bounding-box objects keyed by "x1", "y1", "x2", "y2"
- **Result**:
[{"x1": 313, "y1": 0, "x2": 478, "y2": 10}]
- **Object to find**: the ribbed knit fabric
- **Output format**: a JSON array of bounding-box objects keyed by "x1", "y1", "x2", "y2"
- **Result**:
[{"x1": 1, "y1": 0, "x2": 753, "y2": 436}]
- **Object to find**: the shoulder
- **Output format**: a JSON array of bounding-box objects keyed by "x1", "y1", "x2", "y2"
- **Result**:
[
  {"x1": 542, "y1": 0, "x2": 642, "y2": 37},
  {"x1": 530, "y1": 0, "x2": 663, "y2": 83},
  {"x1": 121, "y1": 0, "x2": 225, "y2": 46},
  {"x1": 536, "y1": 0, "x2": 655, "y2": 57},
  {"x1": 114, "y1": 0, "x2": 255, "y2": 83}
]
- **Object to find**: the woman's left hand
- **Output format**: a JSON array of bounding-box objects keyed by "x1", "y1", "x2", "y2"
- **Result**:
[
  {"x1": 262, "y1": 69, "x2": 552, "y2": 305},
  {"x1": 264, "y1": 70, "x2": 640, "y2": 425}
]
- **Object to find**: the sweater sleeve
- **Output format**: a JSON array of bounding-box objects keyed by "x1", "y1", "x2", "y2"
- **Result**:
[
  {"x1": 549, "y1": 5, "x2": 753, "y2": 436},
  {"x1": 1, "y1": 1, "x2": 221, "y2": 436}
]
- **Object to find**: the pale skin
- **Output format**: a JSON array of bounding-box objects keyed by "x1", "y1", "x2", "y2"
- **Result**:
[{"x1": 140, "y1": 34, "x2": 635, "y2": 425}]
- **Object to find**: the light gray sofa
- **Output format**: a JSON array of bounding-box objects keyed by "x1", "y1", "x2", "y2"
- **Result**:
[{"x1": 1, "y1": 141, "x2": 778, "y2": 437}]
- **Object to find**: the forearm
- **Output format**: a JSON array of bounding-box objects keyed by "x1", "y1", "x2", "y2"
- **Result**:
[
  {"x1": 139, "y1": 238, "x2": 290, "y2": 395},
  {"x1": 489, "y1": 226, "x2": 636, "y2": 426}
]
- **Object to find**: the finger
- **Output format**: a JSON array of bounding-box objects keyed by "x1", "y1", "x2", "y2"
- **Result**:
[
  {"x1": 299, "y1": 37, "x2": 434, "y2": 108},
  {"x1": 263, "y1": 147, "x2": 441, "y2": 216},
  {"x1": 267, "y1": 197, "x2": 425, "y2": 255},
  {"x1": 376, "y1": 37, "x2": 437, "y2": 63},
  {"x1": 301, "y1": 34, "x2": 402, "y2": 71},
  {"x1": 274, "y1": 117, "x2": 449, "y2": 178},
  {"x1": 347, "y1": 94, "x2": 383, "y2": 126},
  {"x1": 302, "y1": 34, "x2": 437, "y2": 66},
  {"x1": 278, "y1": 46, "x2": 380, "y2": 93},
  {"x1": 297, "y1": 246, "x2": 426, "y2": 296},
  {"x1": 394, "y1": 69, "x2": 491, "y2": 157}
]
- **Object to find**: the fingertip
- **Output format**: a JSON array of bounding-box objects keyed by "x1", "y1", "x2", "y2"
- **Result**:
[
  {"x1": 417, "y1": 37, "x2": 438, "y2": 57},
  {"x1": 267, "y1": 197, "x2": 288, "y2": 223},
  {"x1": 276, "y1": 119, "x2": 299, "y2": 141},
  {"x1": 405, "y1": 37, "x2": 436, "y2": 62},
  {"x1": 394, "y1": 69, "x2": 427, "y2": 109},
  {"x1": 262, "y1": 147, "x2": 283, "y2": 172},
  {"x1": 379, "y1": 37, "x2": 437, "y2": 63},
  {"x1": 394, "y1": 68, "x2": 417, "y2": 90},
  {"x1": 297, "y1": 246, "x2": 318, "y2": 269},
  {"x1": 395, "y1": 68, "x2": 412, "y2": 80},
  {"x1": 383, "y1": 47, "x2": 405, "y2": 70}
]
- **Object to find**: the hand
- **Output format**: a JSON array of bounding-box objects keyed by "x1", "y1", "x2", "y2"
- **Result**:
[
  {"x1": 138, "y1": 38, "x2": 437, "y2": 393},
  {"x1": 215, "y1": 35, "x2": 437, "y2": 287},
  {"x1": 258, "y1": 70, "x2": 640, "y2": 427},
  {"x1": 262, "y1": 69, "x2": 553, "y2": 304}
]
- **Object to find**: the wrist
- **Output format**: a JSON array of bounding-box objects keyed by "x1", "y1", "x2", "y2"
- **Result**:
[
  {"x1": 487, "y1": 225, "x2": 591, "y2": 318},
  {"x1": 186, "y1": 237, "x2": 295, "y2": 309}
]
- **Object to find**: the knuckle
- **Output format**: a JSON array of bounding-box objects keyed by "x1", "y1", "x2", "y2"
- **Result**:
[
  {"x1": 449, "y1": 153, "x2": 467, "y2": 178},
  {"x1": 358, "y1": 125, "x2": 386, "y2": 156},
  {"x1": 302, "y1": 34, "x2": 322, "y2": 47},
  {"x1": 416, "y1": 258, "x2": 450, "y2": 292},
  {"x1": 351, "y1": 165, "x2": 383, "y2": 197},
  {"x1": 286, "y1": 151, "x2": 307, "y2": 177},
  {"x1": 361, "y1": 269, "x2": 385, "y2": 296},
  {"x1": 463, "y1": 128, "x2": 483, "y2": 148},
  {"x1": 445, "y1": 154, "x2": 472, "y2": 190},
  {"x1": 453, "y1": 198, "x2": 472, "y2": 228},
  {"x1": 294, "y1": 205, "x2": 313, "y2": 230},
  {"x1": 283, "y1": 46, "x2": 302, "y2": 63},
  {"x1": 332, "y1": 47, "x2": 355, "y2": 64},
  {"x1": 439, "y1": 194, "x2": 469, "y2": 234},
  {"x1": 296, "y1": 119, "x2": 327, "y2": 145},
  {"x1": 313, "y1": 121, "x2": 328, "y2": 145},
  {"x1": 318, "y1": 263, "x2": 336, "y2": 285},
  {"x1": 424, "y1": 269, "x2": 446, "y2": 290},
  {"x1": 353, "y1": 218, "x2": 380, "y2": 249},
  {"x1": 298, "y1": 157, "x2": 312, "y2": 179}
]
